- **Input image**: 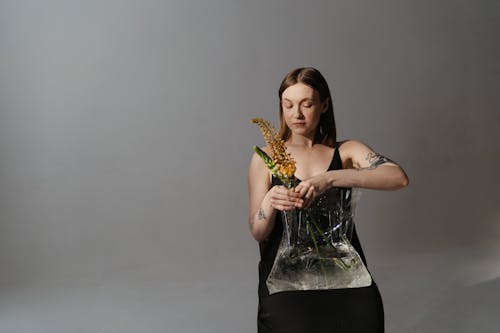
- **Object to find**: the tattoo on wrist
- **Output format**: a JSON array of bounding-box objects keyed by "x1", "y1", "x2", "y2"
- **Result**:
[
  {"x1": 250, "y1": 208, "x2": 267, "y2": 231},
  {"x1": 257, "y1": 208, "x2": 266, "y2": 220},
  {"x1": 355, "y1": 152, "x2": 395, "y2": 171}
]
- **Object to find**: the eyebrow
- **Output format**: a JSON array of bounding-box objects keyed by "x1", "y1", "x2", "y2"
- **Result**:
[{"x1": 282, "y1": 97, "x2": 313, "y2": 102}]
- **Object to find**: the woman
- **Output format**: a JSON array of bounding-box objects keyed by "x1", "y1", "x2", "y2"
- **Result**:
[{"x1": 248, "y1": 67, "x2": 409, "y2": 332}]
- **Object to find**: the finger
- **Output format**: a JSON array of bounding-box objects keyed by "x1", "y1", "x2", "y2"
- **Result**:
[
  {"x1": 277, "y1": 204, "x2": 296, "y2": 211},
  {"x1": 286, "y1": 185, "x2": 309, "y2": 208},
  {"x1": 293, "y1": 185, "x2": 310, "y2": 198},
  {"x1": 277, "y1": 190, "x2": 303, "y2": 203},
  {"x1": 303, "y1": 186, "x2": 315, "y2": 200},
  {"x1": 273, "y1": 191, "x2": 300, "y2": 203},
  {"x1": 271, "y1": 198, "x2": 297, "y2": 211},
  {"x1": 303, "y1": 187, "x2": 316, "y2": 208},
  {"x1": 286, "y1": 187, "x2": 302, "y2": 199},
  {"x1": 275, "y1": 186, "x2": 294, "y2": 197},
  {"x1": 291, "y1": 185, "x2": 304, "y2": 197}
]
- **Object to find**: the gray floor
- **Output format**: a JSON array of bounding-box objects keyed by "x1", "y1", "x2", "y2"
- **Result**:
[
  {"x1": 0, "y1": 262, "x2": 257, "y2": 333},
  {"x1": 1, "y1": 249, "x2": 500, "y2": 333}
]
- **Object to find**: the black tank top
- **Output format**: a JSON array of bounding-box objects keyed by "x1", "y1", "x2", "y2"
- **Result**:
[{"x1": 258, "y1": 146, "x2": 370, "y2": 297}]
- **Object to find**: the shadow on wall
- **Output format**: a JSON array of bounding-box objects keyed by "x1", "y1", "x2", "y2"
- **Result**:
[{"x1": 377, "y1": 153, "x2": 500, "y2": 254}]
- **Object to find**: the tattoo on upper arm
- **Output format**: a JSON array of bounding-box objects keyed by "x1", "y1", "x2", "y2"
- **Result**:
[{"x1": 355, "y1": 152, "x2": 395, "y2": 171}]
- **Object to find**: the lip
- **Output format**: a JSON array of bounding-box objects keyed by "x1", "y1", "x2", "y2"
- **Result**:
[{"x1": 293, "y1": 122, "x2": 306, "y2": 126}]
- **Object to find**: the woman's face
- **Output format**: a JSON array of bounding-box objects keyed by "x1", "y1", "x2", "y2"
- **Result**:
[{"x1": 281, "y1": 83, "x2": 328, "y2": 139}]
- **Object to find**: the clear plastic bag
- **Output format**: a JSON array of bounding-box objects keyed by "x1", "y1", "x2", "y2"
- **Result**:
[{"x1": 266, "y1": 187, "x2": 372, "y2": 295}]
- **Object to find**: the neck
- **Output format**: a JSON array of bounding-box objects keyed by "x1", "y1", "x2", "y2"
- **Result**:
[{"x1": 287, "y1": 134, "x2": 315, "y2": 148}]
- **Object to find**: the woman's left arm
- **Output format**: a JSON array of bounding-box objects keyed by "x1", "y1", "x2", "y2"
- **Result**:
[
  {"x1": 294, "y1": 140, "x2": 409, "y2": 208},
  {"x1": 330, "y1": 139, "x2": 409, "y2": 190}
]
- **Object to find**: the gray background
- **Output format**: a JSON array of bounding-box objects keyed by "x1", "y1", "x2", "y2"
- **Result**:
[{"x1": 1, "y1": 0, "x2": 499, "y2": 332}]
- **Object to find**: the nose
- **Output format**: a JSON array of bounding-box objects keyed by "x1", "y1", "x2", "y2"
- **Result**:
[{"x1": 291, "y1": 105, "x2": 304, "y2": 118}]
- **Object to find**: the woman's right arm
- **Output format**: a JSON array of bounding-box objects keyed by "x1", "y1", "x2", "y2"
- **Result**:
[{"x1": 247, "y1": 149, "x2": 303, "y2": 242}]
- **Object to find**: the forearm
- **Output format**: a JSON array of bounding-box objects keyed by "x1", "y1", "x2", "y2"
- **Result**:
[
  {"x1": 326, "y1": 165, "x2": 409, "y2": 190},
  {"x1": 249, "y1": 192, "x2": 278, "y2": 242}
]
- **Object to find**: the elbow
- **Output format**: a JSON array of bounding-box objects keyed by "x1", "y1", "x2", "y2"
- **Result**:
[
  {"x1": 249, "y1": 219, "x2": 266, "y2": 243},
  {"x1": 397, "y1": 172, "x2": 409, "y2": 189},
  {"x1": 251, "y1": 229, "x2": 266, "y2": 243},
  {"x1": 378, "y1": 167, "x2": 409, "y2": 190},
  {"x1": 387, "y1": 168, "x2": 409, "y2": 190},
  {"x1": 402, "y1": 175, "x2": 409, "y2": 187},
  {"x1": 253, "y1": 234, "x2": 266, "y2": 243},
  {"x1": 401, "y1": 167, "x2": 410, "y2": 187}
]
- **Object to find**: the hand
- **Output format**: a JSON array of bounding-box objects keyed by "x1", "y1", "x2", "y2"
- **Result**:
[
  {"x1": 268, "y1": 185, "x2": 304, "y2": 211},
  {"x1": 293, "y1": 173, "x2": 330, "y2": 209}
]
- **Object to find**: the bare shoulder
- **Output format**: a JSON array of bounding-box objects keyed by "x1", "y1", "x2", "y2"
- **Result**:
[
  {"x1": 338, "y1": 139, "x2": 398, "y2": 169},
  {"x1": 336, "y1": 139, "x2": 365, "y2": 169},
  {"x1": 337, "y1": 139, "x2": 373, "y2": 154},
  {"x1": 248, "y1": 146, "x2": 269, "y2": 171},
  {"x1": 248, "y1": 146, "x2": 272, "y2": 185}
]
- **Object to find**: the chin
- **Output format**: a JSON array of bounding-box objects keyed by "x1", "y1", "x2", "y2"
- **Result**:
[{"x1": 292, "y1": 129, "x2": 315, "y2": 136}]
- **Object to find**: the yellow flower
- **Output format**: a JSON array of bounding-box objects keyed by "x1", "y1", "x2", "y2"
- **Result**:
[{"x1": 251, "y1": 118, "x2": 296, "y2": 179}]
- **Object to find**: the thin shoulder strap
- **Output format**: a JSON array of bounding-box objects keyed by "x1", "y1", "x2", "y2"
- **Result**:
[{"x1": 332, "y1": 145, "x2": 343, "y2": 170}]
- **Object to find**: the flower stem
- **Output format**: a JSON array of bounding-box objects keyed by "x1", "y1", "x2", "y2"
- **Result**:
[
  {"x1": 307, "y1": 212, "x2": 352, "y2": 271},
  {"x1": 306, "y1": 219, "x2": 328, "y2": 286}
]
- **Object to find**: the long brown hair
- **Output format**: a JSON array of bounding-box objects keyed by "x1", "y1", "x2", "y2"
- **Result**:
[{"x1": 278, "y1": 67, "x2": 337, "y2": 148}]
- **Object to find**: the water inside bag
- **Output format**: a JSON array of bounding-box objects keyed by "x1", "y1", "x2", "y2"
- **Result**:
[{"x1": 266, "y1": 187, "x2": 372, "y2": 294}]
